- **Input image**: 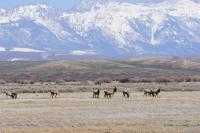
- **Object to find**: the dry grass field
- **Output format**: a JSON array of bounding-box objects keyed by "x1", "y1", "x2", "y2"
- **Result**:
[
  {"x1": 1, "y1": 58, "x2": 200, "y2": 133},
  {"x1": 0, "y1": 84, "x2": 200, "y2": 133}
]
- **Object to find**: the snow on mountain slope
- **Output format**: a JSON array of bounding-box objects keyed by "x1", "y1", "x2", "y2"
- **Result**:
[
  {"x1": 65, "y1": 2, "x2": 144, "y2": 47},
  {"x1": 0, "y1": 0, "x2": 200, "y2": 59},
  {"x1": 0, "y1": 4, "x2": 71, "y2": 40},
  {"x1": 63, "y1": 0, "x2": 200, "y2": 53},
  {"x1": 11, "y1": 3, "x2": 59, "y2": 20}
]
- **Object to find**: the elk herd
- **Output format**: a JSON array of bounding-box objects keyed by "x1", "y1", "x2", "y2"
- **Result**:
[
  {"x1": 3, "y1": 87, "x2": 161, "y2": 100},
  {"x1": 93, "y1": 87, "x2": 161, "y2": 99}
]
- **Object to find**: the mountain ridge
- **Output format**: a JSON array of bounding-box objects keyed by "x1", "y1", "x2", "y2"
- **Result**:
[{"x1": 0, "y1": 0, "x2": 200, "y2": 60}]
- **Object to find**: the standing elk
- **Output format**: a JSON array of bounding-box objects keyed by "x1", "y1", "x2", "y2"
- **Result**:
[
  {"x1": 5, "y1": 91, "x2": 17, "y2": 99},
  {"x1": 144, "y1": 89, "x2": 149, "y2": 96},
  {"x1": 153, "y1": 89, "x2": 161, "y2": 97},
  {"x1": 48, "y1": 90, "x2": 59, "y2": 98},
  {"x1": 122, "y1": 90, "x2": 130, "y2": 98},
  {"x1": 93, "y1": 89, "x2": 100, "y2": 98},
  {"x1": 144, "y1": 89, "x2": 153, "y2": 97},
  {"x1": 104, "y1": 87, "x2": 117, "y2": 98}
]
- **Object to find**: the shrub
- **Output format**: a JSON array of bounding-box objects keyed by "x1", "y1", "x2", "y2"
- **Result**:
[
  {"x1": 55, "y1": 79, "x2": 65, "y2": 84},
  {"x1": 192, "y1": 76, "x2": 200, "y2": 82},
  {"x1": 119, "y1": 78, "x2": 130, "y2": 83},
  {"x1": 140, "y1": 78, "x2": 153, "y2": 83},
  {"x1": 0, "y1": 79, "x2": 6, "y2": 84},
  {"x1": 95, "y1": 77, "x2": 112, "y2": 84},
  {"x1": 100, "y1": 77, "x2": 112, "y2": 83},
  {"x1": 155, "y1": 77, "x2": 171, "y2": 83},
  {"x1": 173, "y1": 77, "x2": 183, "y2": 82},
  {"x1": 185, "y1": 77, "x2": 192, "y2": 82}
]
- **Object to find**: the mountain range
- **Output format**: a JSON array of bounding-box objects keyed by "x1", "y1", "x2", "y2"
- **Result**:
[{"x1": 0, "y1": 0, "x2": 200, "y2": 60}]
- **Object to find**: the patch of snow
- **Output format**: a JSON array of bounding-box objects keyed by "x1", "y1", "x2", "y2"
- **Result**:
[{"x1": 35, "y1": 19, "x2": 70, "y2": 40}]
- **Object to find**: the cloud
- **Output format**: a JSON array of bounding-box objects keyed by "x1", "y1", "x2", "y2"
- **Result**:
[{"x1": 69, "y1": 50, "x2": 96, "y2": 55}]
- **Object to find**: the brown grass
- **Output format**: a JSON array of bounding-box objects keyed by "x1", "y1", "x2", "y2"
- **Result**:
[{"x1": 0, "y1": 91, "x2": 200, "y2": 133}]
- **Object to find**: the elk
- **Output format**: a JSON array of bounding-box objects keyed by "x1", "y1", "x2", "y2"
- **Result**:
[
  {"x1": 122, "y1": 90, "x2": 130, "y2": 98},
  {"x1": 144, "y1": 89, "x2": 161, "y2": 97},
  {"x1": 93, "y1": 89, "x2": 100, "y2": 98},
  {"x1": 104, "y1": 87, "x2": 117, "y2": 98},
  {"x1": 48, "y1": 90, "x2": 59, "y2": 98},
  {"x1": 5, "y1": 91, "x2": 17, "y2": 99},
  {"x1": 144, "y1": 89, "x2": 153, "y2": 97},
  {"x1": 153, "y1": 89, "x2": 161, "y2": 97}
]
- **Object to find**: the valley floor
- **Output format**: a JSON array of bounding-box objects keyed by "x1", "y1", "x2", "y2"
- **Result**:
[{"x1": 0, "y1": 92, "x2": 200, "y2": 133}]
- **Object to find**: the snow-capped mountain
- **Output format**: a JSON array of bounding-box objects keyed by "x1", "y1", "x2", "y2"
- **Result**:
[{"x1": 0, "y1": 0, "x2": 200, "y2": 60}]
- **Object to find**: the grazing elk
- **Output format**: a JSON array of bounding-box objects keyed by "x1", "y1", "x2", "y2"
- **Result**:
[
  {"x1": 104, "y1": 87, "x2": 117, "y2": 98},
  {"x1": 144, "y1": 89, "x2": 161, "y2": 97},
  {"x1": 122, "y1": 90, "x2": 130, "y2": 98},
  {"x1": 144, "y1": 89, "x2": 149, "y2": 96},
  {"x1": 48, "y1": 90, "x2": 59, "y2": 98},
  {"x1": 93, "y1": 89, "x2": 100, "y2": 98},
  {"x1": 5, "y1": 91, "x2": 17, "y2": 99},
  {"x1": 144, "y1": 89, "x2": 153, "y2": 97}
]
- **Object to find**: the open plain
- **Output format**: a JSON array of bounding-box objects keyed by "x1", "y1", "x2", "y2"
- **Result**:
[
  {"x1": 0, "y1": 85, "x2": 200, "y2": 133},
  {"x1": 1, "y1": 58, "x2": 200, "y2": 132}
]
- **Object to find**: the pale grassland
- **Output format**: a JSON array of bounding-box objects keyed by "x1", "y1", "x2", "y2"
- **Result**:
[{"x1": 0, "y1": 91, "x2": 200, "y2": 133}]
